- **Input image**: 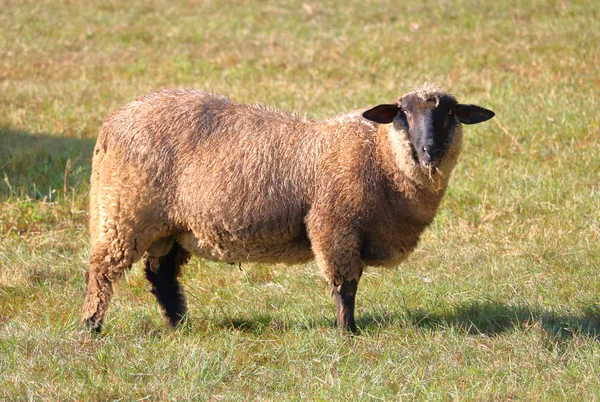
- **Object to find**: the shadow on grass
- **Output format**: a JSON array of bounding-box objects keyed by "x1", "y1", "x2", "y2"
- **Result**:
[
  {"x1": 357, "y1": 300, "x2": 600, "y2": 340},
  {"x1": 215, "y1": 314, "x2": 331, "y2": 334},
  {"x1": 0, "y1": 127, "x2": 96, "y2": 199},
  {"x1": 213, "y1": 300, "x2": 600, "y2": 340}
]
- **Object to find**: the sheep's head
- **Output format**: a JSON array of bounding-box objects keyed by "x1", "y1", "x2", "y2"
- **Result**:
[{"x1": 363, "y1": 85, "x2": 495, "y2": 176}]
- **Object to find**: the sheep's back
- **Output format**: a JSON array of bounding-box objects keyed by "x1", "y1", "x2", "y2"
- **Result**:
[{"x1": 95, "y1": 90, "x2": 326, "y2": 256}]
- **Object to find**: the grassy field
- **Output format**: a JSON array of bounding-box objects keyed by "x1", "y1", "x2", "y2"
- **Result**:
[{"x1": 1, "y1": 0, "x2": 599, "y2": 399}]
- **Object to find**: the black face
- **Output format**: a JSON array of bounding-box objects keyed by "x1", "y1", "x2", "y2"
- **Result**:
[
  {"x1": 394, "y1": 93, "x2": 458, "y2": 174},
  {"x1": 362, "y1": 93, "x2": 495, "y2": 175}
]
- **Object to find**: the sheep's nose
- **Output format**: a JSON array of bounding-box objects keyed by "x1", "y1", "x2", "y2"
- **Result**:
[
  {"x1": 422, "y1": 147, "x2": 441, "y2": 161},
  {"x1": 421, "y1": 147, "x2": 441, "y2": 171}
]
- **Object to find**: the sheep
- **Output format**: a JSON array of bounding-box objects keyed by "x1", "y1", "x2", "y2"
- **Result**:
[{"x1": 82, "y1": 84, "x2": 494, "y2": 334}]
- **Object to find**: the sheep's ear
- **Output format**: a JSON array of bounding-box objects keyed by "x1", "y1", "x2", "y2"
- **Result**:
[
  {"x1": 362, "y1": 104, "x2": 400, "y2": 124},
  {"x1": 455, "y1": 104, "x2": 495, "y2": 125}
]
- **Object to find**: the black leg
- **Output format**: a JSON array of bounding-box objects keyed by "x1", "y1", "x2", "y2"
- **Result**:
[
  {"x1": 143, "y1": 242, "x2": 191, "y2": 328},
  {"x1": 333, "y1": 280, "x2": 359, "y2": 334}
]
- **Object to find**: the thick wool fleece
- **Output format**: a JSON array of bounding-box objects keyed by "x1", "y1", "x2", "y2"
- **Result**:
[{"x1": 83, "y1": 85, "x2": 464, "y2": 326}]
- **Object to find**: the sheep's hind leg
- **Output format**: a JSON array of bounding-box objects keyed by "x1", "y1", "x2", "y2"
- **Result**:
[
  {"x1": 82, "y1": 243, "x2": 133, "y2": 333},
  {"x1": 82, "y1": 263, "x2": 113, "y2": 334},
  {"x1": 143, "y1": 241, "x2": 191, "y2": 328}
]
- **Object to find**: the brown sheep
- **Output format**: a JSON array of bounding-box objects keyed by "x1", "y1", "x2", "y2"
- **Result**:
[{"x1": 82, "y1": 84, "x2": 494, "y2": 333}]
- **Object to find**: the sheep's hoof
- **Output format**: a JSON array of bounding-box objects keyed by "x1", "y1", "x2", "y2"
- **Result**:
[
  {"x1": 84, "y1": 318, "x2": 103, "y2": 334},
  {"x1": 172, "y1": 315, "x2": 192, "y2": 332},
  {"x1": 333, "y1": 318, "x2": 359, "y2": 335}
]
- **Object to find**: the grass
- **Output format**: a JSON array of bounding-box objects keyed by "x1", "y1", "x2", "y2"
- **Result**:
[{"x1": 1, "y1": 0, "x2": 599, "y2": 400}]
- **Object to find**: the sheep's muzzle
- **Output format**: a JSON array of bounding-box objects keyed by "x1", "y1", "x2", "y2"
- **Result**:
[{"x1": 420, "y1": 160, "x2": 440, "y2": 175}]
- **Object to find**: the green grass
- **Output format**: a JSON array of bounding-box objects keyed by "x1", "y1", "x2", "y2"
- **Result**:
[{"x1": 1, "y1": 0, "x2": 600, "y2": 400}]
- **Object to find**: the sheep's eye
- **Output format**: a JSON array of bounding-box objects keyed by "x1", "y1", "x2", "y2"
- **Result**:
[
  {"x1": 448, "y1": 109, "x2": 454, "y2": 116},
  {"x1": 398, "y1": 108, "x2": 409, "y2": 122}
]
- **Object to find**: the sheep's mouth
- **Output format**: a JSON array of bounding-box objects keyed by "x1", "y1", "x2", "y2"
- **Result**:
[{"x1": 419, "y1": 160, "x2": 441, "y2": 176}]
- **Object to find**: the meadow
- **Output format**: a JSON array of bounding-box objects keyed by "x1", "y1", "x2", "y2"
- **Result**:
[{"x1": 1, "y1": 0, "x2": 599, "y2": 399}]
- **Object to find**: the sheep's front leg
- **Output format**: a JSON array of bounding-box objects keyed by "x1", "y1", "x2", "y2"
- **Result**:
[
  {"x1": 333, "y1": 280, "x2": 359, "y2": 333},
  {"x1": 310, "y1": 224, "x2": 363, "y2": 334}
]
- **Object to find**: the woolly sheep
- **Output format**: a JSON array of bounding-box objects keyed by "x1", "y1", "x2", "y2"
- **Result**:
[{"x1": 82, "y1": 84, "x2": 495, "y2": 333}]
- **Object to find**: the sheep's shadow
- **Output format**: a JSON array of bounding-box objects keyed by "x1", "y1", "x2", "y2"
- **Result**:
[
  {"x1": 214, "y1": 300, "x2": 600, "y2": 340},
  {"x1": 0, "y1": 127, "x2": 95, "y2": 199},
  {"x1": 357, "y1": 300, "x2": 600, "y2": 339}
]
